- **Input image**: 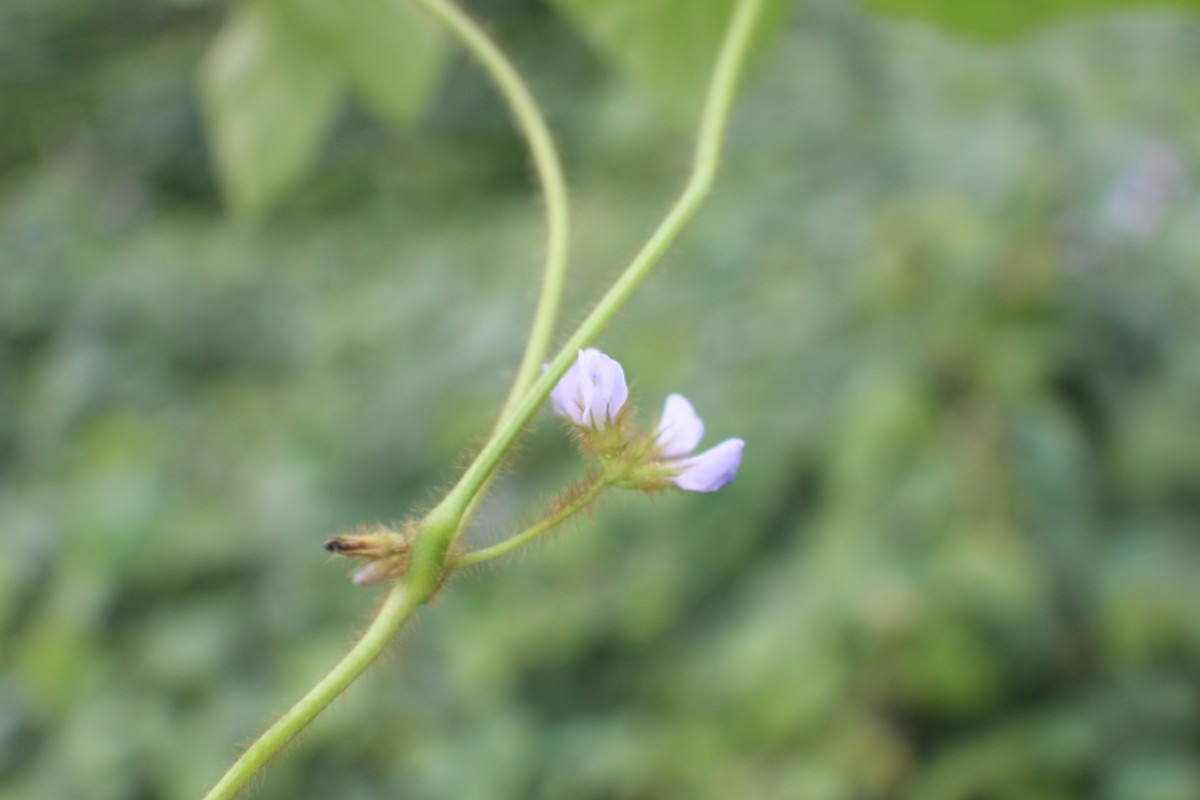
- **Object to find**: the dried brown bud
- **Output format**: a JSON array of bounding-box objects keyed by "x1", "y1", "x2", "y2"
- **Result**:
[{"x1": 323, "y1": 524, "x2": 412, "y2": 560}]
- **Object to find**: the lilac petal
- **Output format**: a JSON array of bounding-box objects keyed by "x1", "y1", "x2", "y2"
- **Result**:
[
  {"x1": 549, "y1": 349, "x2": 627, "y2": 429},
  {"x1": 576, "y1": 348, "x2": 627, "y2": 430},
  {"x1": 672, "y1": 438, "x2": 744, "y2": 493},
  {"x1": 550, "y1": 353, "x2": 587, "y2": 425},
  {"x1": 655, "y1": 394, "x2": 705, "y2": 458}
]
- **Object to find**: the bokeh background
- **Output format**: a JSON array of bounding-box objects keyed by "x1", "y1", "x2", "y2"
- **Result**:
[{"x1": 4, "y1": 0, "x2": 1200, "y2": 798}]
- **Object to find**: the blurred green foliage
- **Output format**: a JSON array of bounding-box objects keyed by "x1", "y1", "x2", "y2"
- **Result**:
[
  {"x1": 194, "y1": 0, "x2": 1200, "y2": 216},
  {"x1": 4, "y1": 1, "x2": 1200, "y2": 799},
  {"x1": 865, "y1": 0, "x2": 1200, "y2": 37},
  {"x1": 199, "y1": 0, "x2": 445, "y2": 216},
  {"x1": 547, "y1": 0, "x2": 793, "y2": 118}
]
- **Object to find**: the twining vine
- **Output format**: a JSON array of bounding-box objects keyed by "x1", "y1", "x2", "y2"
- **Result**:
[{"x1": 201, "y1": 0, "x2": 766, "y2": 797}]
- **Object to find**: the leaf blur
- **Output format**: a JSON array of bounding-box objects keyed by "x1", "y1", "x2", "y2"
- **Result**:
[
  {"x1": 198, "y1": 1, "x2": 343, "y2": 218},
  {"x1": 865, "y1": 0, "x2": 1200, "y2": 38}
]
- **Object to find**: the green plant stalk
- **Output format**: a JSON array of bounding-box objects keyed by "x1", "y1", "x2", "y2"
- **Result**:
[
  {"x1": 407, "y1": 0, "x2": 569, "y2": 410},
  {"x1": 203, "y1": 2, "x2": 564, "y2": 797},
  {"x1": 201, "y1": 586, "x2": 420, "y2": 800},
  {"x1": 201, "y1": 0, "x2": 765, "y2": 796},
  {"x1": 405, "y1": 0, "x2": 571, "y2": 533},
  {"x1": 455, "y1": 474, "x2": 614, "y2": 568}
]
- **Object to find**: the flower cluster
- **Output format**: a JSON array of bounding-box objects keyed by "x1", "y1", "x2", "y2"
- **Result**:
[{"x1": 550, "y1": 348, "x2": 744, "y2": 492}]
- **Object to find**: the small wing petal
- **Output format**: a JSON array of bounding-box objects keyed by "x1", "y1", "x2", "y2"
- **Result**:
[
  {"x1": 655, "y1": 393, "x2": 705, "y2": 458},
  {"x1": 550, "y1": 352, "x2": 586, "y2": 424},
  {"x1": 672, "y1": 438, "x2": 744, "y2": 493}
]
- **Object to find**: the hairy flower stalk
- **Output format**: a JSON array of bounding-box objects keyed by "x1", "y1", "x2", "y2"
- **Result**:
[
  {"x1": 201, "y1": 1, "x2": 768, "y2": 797},
  {"x1": 453, "y1": 475, "x2": 613, "y2": 568}
]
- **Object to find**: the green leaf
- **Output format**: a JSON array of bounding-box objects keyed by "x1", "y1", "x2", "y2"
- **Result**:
[
  {"x1": 289, "y1": 0, "x2": 447, "y2": 128},
  {"x1": 198, "y1": 1, "x2": 342, "y2": 218},
  {"x1": 862, "y1": 0, "x2": 1200, "y2": 39},
  {"x1": 549, "y1": 0, "x2": 790, "y2": 119}
]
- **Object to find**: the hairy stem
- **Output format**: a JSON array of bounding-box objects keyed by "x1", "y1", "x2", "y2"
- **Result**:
[
  {"x1": 201, "y1": 585, "x2": 421, "y2": 800},
  {"x1": 203, "y1": 1, "x2": 567, "y2": 796},
  {"x1": 408, "y1": 0, "x2": 571, "y2": 532},
  {"x1": 455, "y1": 475, "x2": 612, "y2": 568}
]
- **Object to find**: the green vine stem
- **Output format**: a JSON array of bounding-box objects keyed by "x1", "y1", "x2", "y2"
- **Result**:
[
  {"x1": 408, "y1": 0, "x2": 570, "y2": 411},
  {"x1": 406, "y1": 0, "x2": 572, "y2": 534},
  {"x1": 200, "y1": 586, "x2": 421, "y2": 800},
  {"x1": 201, "y1": 0, "x2": 766, "y2": 796}
]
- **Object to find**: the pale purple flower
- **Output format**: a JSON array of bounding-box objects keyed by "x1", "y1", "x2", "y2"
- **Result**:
[
  {"x1": 550, "y1": 348, "x2": 628, "y2": 430},
  {"x1": 655, "y1": 393, "x2": 744, "y2": 492}
]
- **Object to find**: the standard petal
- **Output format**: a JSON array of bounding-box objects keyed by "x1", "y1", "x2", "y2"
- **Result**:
[
  {"x1": 655, "y1": 393, "x2": 705, "y2": 458},
  {"x1": 672, "y1": 438, "x2": 744, "y2": 493},
  {"x1": 550, "y1": 353, "x2": 586, "y2": 424},
  {"x1": 576, "y1": 348, "x2": 627, "y2": 429}
]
